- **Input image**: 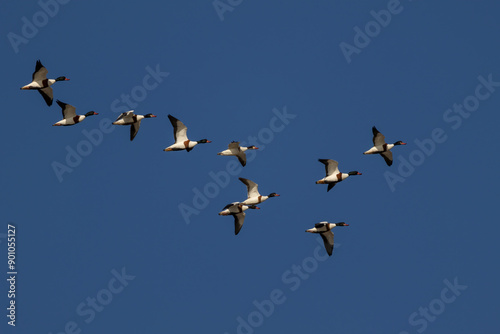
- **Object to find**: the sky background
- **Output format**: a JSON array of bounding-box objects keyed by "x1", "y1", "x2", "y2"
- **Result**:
[{"x1": 1, "y1": 0, "x2": 499, "y2": 333}]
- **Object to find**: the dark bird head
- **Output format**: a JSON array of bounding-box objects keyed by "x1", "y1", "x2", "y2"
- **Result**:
[
  {"x1": 247, "y1": 145, "x2": 259, "y2": 150},
  {"x1": 197, "y1": 139, "x2": 211, "y2": 144},
  {"x1": 248, "y1": 205, "x2": 260, "y2": 210},
  {"x1": 55, "y1": 76, "x2": 70, "y2": 81},
  {"x1": 348, "y1": 171, "x2": 362, "y2": 176},
  {"x1": 335, "y1": 222, "x2": 349, "y2": 227},
  {"x1": 268, "y1": 193, "x2": 280, "y2": 197},
  {"x1": 85, "y1": 111, "x2": 99, "y2": 117},
  {"x1": 394, "y1": 141, "x2": 406, "y2": 146},
  {"x1": 144, "y1": 113, "x2": 157, "y2": 118}
]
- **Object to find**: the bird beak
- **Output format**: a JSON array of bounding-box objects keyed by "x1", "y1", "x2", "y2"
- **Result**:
[
  {"x1": 254, "y1": 147, "x2": 259, "y2": 149},
  {"x1": 401, "y1": 142, "x2": 407, "y2": 145},
  {"x1": 94, "y1": 112, "x2": 99, "y2": 115},
  {"x1": 65, "y1": 78, "x2": 70, "y2": 81},
  {"x1": 151, "y1": 115, "x2": 157, "y2": 117},
  {"x1": 275, "y1": 194, "x2": 280, "y2": 197},
  {"x1": 206, "y1": 140, "x2": 212, "y2": 143},
  {"x1": 357, "y1": 172, "x2": 362, "y2": 175}
]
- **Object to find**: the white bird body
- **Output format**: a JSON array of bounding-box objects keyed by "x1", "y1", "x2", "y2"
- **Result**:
[
  {"x1": 363, "y1": 143, "x2": 395, "y2": 155},
  {"x1": 306, "y1": 221, "x2": 349, "y2": 256},
  {"x1": 164, "y1": 115, "x2": 211, "y2": 152},
  {"x1": 53, "y1": 100, "x2": 98, "y2": 126}
]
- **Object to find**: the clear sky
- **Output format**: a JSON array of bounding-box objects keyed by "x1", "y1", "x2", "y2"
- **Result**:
[{"x1": 1, "y1": 0, "x2": 499, "y2": 333}]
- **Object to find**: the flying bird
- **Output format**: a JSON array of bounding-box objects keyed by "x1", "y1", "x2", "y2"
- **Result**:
[
  {"x1": 164, "y1": 115, "x2": 211, "y2": 152},
  {"x1": 218, "y1": 202, "x2": 260, "y2": 235},
  {"x1": 112, "y1": 111, "x2": 157, "y2": 141},
  {"x1": 306, "y1": 221, "x2": 349, "y2": 256},
  {"x1": 315, "y1": 159, "x2": 362, "y2": 192},
  {"x1": 53, "y1": 100, "x2": 98, "y2": 126},
  {"x1": 239, "y1": 177, "x2": 280, "y2": 205},
  {"x1": 20, "y1": 60, "x2": 70, "y2": 106},
  {"x1": 363, "y1": 126, "x2": 406, "y2": 166},
  {"x1": 217, "y1": 141, "x2": 258, "y2": 166}
]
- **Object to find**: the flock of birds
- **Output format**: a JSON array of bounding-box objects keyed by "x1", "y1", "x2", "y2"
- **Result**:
[{"x1": 20, "y1": 60, "x2": 407, "y2": 256}]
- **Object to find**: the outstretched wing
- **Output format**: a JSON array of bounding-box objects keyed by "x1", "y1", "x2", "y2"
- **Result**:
[
  {"x1": 318, "y1": 159, "x2": 339, "y2": 177},
  {"x1": 56, "y1": 100, "x2": 76, "y2": 119},
  {"x1": 114, "y1": 110, "x2": 134, "y2": 122},
  {"x1": 228, "y1": 141, "x2": 240, "y2": 151},
  {"x1": 168, "y1": 115, "x2": 188, "y2": 143},
  {"x1": 33, "y1": 60, "x2": 48, "y2": 82},
  {"x1": 130, "y1": 120, "x2": 141, "y2": 141},
  {"x1": 234, "y1": 212, "x2": 246, "y2": 235},
  {"x1": 372, "y1": 126, "x2": 386, "y2": 146},
  {"x1": 320, "y1": 231, "x2": 334, "y2": 256},
  {"x1": 327, "y1": 183, "x2": 336, "y2": 192},
  {"x1": 239, "y1": 177, "x2": 260, "y2": 198},
  {"x1": 236, "y1": 151, "x2": 247, "y2": 167},
  {"x1": 380, "y1": 150, "x2": 393, "y2": 166},
  {"x1": 38, "y1": 87, "x2": 53, "y2": 106}
]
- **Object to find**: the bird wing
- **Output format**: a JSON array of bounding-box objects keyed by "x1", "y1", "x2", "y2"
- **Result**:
[
  {"x1": 33, "y1": 60, "x2": 48, "y2": 82},
  {"x1": 130, "y1": 120, "x2": 141, "y2": 141},
  {"x1": 314, "y1": 222, "x2": 326, "y2": 228},
  {"x1": 327, "y1": 183, "x2": 336, "y2": 192},
  {"x1": 239, "y1": 177, "x2": 260, "y2": 198},
  {"x1": 168, "y1": 115, "x2": 188, "y2": 143},
  {"x1": 236, "y1": 151, "x2": 247, "y2": 167},
  {"x1": 320, "y1": 231, "x2": 334, "y2": 256},
  {"x1": 38, "y1": 87, "x2": 53, "y2": 106},
  {"x1": 372, "y1": 126, "x2": 386, "y2": 146},
  {"x1": 56, "y1": 100, "x2": 76, "y2": 119},
  {"x1": 380, "y1": 150, "x2": 393, "y2": 166},
  {"x1": 234, "y1": 212, "x2": 246, "y2": 235},
  {"x1": 318, "y1": 159, "x2": 339, "y2": 177},
  {"x1": 115, "y1": 110, "x2": 134, "y2": 122},
  {"x1": 228, "y1": 141, "x2": 240, "y2": 151}
]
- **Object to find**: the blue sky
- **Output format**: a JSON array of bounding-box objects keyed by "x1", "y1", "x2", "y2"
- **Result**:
[{"x1": 1, "y1": 0, "x2": 499, "y2": 333}]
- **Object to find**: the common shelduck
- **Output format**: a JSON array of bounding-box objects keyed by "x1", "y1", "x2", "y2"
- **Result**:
[
  {"x1": 20, "y1": 60, "x2": 69, "y2": 106},
  {"x1": 315, "y1": 159, "x2": 361, "y2": 192},
  {"x1": 52, "y1": 100, "x2": 98, "y2": 126},
  {"x1": 306, "y1": 222, "x2": 349, "y2": 256},
  {"x1": 218, "y1": 202, "x2": 260, "y2": 235},
  {"x1": 239, "y1": 177, "x2": 280, "y2": 205},
  {"x1": 363, "y1": 126, "x2": 406, "y2": 166},
  {"x1": 217, "y1": 141, "x2": 258, "y2": 166},
  {"x1": 164, "y1": 115, "x2": 211, "y2": 152},
  {"x1": 112, "y1": 111, "x2": 157, "y2": 141}
]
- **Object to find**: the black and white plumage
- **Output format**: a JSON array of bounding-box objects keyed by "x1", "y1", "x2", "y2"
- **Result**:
[
  {"x1": 20, "y1": 60, "x2": 70, "y2": 106},
  {"x1": 112, "y1": 111, "x2": 157, "y2": 141},
  {"x1": 239, "y1": 177, "x2": 280, "y2": 205},
  {"x1": 52, "y1": 100, "x2": 98, "y2": 126},
  {"x1": 315, "y1": 159, "x2": 361, "y2": 192},
  {"x1": 305, "y1": 222, "x2": 349, "y2": 256},
  {"x1": 218, "y1": 202, "x2": 260, "y2": 235},
  {"x1": 217, "y1": 141, "x2": 258, "y2": 166},
  {"x1": 164, "y1": 115, "x2": 211, "y2": 152},
  {"x1": 363, "y1": 126, "x2": 406, "y2": 166}
]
